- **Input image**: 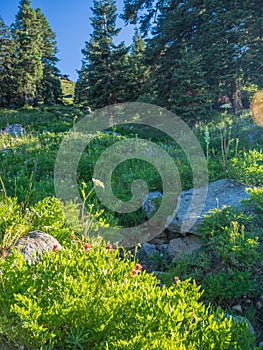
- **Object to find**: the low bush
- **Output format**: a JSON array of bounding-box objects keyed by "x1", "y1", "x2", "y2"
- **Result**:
[
  {"x1": 0, "y1": 240, "x2": 257, "y2": 349},
  {"x1": 229, "y1": 149, "x2": 263, "y2": 186},
  {"x1": 162, "y1": 206, "x2": 261, "y2": 309}
]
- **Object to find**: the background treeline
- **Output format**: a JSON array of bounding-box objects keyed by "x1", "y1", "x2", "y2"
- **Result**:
[
  {"x1": 75, "y1": 0, "x2": 263, "y2": 122},
  {"x1": 0, "y1": 0, "x2": 61, "y2": 108},
  {"x1": 1, "y1": 0, "x2": 262, "y2": 122}
]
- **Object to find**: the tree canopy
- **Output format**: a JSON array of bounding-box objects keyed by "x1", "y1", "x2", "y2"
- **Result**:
[{"x1": 0, "y1": 0, "x2": 61, "y2": 108}]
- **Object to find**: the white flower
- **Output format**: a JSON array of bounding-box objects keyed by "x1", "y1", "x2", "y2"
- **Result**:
[{"x1": 92, "y1": 178, "x2": 105, "y2": 189}]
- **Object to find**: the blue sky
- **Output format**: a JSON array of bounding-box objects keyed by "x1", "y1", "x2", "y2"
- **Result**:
[{"x1": 1, "y1": 0, "x2": 135, "y2": 81}]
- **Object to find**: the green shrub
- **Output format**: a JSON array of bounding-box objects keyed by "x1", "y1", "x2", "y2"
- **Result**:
[
  {"x1": 0, "y1": 197, "x2": 30, "y2": 254},
  {"x1": 163, "y1": 207, "x2": 261, "y2": 309},
  {"x1": 229, "y1": 149, "x2": 263, "y2": 186},
  {"x1": 247, "y1": 186, "x2": 263, "y2": 211},
  {"x1": 198, "y1": 206, "x2": 251, "y2": 242},
  {"x1": 0, "y1": 241, "x2": 257, "y2": 349},
  {"x1": 203, "y1": 269, "x2": 256, "y2": 305},
  {"x1": 207, "y1": 221, "x2": 259, "y2": 268},
  {"x1": 29, "y1": 197, "x2": 76, "y2": 244}
]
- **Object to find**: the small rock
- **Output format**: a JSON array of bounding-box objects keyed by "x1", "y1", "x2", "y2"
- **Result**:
[
  {"x1": 232, "y1": 304, "x2": 242, "y2": 312},
  {"x1": 245, "y1": 299, "x2": 252, "y2": 304},
  {"x1": 8, "y1": 230, "x2": 62, "y2": 263},
  {"x1": 1, "y1": 124, "x2": 25, "y2": 137},
  {"x1": 256, "y1": 301, "x2": 262, "y2": 309},
  {"x1": 141, "y1": 243, "x2": 158, "y2": 257},
  {"x1": 224, "y1": 314, "x2": 254, "y2": 335},
  {"x1": 167, "y1": 235, "x2": 202, "y2": 262},
  {"x1": 102, "y1": 130, "x2": 121, "y2": 137},
  {"x1": 0, "y1": 148, "x2": 12, "y2": 155}
]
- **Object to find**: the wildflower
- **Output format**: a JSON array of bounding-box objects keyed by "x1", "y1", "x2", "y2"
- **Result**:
[
  {"x1": 84, "y1": 243, "x2": 91, "y2": 251},
  {"x1": 135, "y1": 263, "x2": 143, "y2": 271},
  {"x1": 70, "y1": 233, "x2": 76, "y2": 239},
  {"x1": 177, "y1": 160, "x2": 181, "y2": 165},
  {"x1": 92, "y1": 178, "x2": 105, "y2": 189},
  {"x1": 106, "y1": 243, "x2": 114, "y2": 252},
  {"x1": 131, "y1": 263, "x2": 143, "y2": 276},
  {"x1": 52, "y1": 244, "x2": 59, "y2": 252},
  {"x1": 174, "y1": 276, "x2": 181, "y2": 284}
]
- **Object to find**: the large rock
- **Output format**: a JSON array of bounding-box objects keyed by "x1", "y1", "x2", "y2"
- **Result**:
[
  {"x1": 142, "y1": 191, "x2": 163, "y2": 218},
  {"x1": 167, "y1": 179, "x2": 251, "y2": 234},
  {"x1": 167, "y1": 235, "x2": 202, "y2": 262},
  {"x1": 0, "y1": 124, "x2": 25, "y2": 137},
  {"x1": 143, "y1": 179, "x2": 250, "y2": 235},
  {"x1": 8, "y1": 230, "x2": 62, "y2": 263}
]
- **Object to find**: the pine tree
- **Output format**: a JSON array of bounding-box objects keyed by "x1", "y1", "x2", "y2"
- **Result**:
[
  {"x1": 74, "y1": 62, "x2": 89, "y2": 106},
  {"x1": 168, "y1": 45, "x2": 212, "y2": 122},
  {"x1": 123, "y1": 0, "x2": 263, "y2": 113},
  {"x1": 124, "y1": 29, "x2": 149, "y2": 101},
  {"x1": 75, "y1": 0, "x2": 128, "y2": 109},
  {"x1": 0, "y1": 18, "x2": 17, "y2": 107},
  {"x1": 12, "y1": 0, "x2": 43, "y2": 106},
  {"x1": 35, "y1": 8, "x2": 62, "y2": 105}
]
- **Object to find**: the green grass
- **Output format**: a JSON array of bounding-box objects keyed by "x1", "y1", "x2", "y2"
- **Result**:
[
  {"x1": 60, "y1": 79, "x2": 75, "y2": 105},
  {"x1": 0, "y1": 105, "x2": 262, "y2": 347}
]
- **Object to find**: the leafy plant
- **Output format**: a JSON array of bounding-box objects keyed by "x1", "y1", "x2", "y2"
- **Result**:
[
  {"x1": 203, "y1": 269, "x2": 256, "y2": 305},
  {"x1": 0, "y1": 242, "x2": 257, "y2": 349},
  {"x1": 0, "y1": 196, "x2": 30, "y2": 255},
  {"x1": 247, "y1": 186, "x2": 263, "y2": 211},
  {"x1": 198, "y1": 206, "x2": 251, "y2": 242},
  {"x1": 229, "y1": 149, "x2": 263, "y2": 186}
]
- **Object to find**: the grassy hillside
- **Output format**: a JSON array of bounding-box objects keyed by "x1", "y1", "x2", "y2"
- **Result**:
[
  {"x1": 0, "y1": 105, "x2": 262, "y2": 348},
  {"x1": 60, "y1": 79, "x2": 75, "y2": 105}
]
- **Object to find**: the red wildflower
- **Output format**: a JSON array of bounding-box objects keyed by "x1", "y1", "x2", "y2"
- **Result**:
[
  {"x1": 84, "y1": 243, "x2": 91, "y2": 251},
  {"x1": 131, "y1": 268, "x2": 137, "y2": 275},
  {"x1": 177, "y1": 160, "x2": 181, "y2": 165},
  {"x1": 135, "y1": 263, "x2": 143, "y2": 271},
  {"x1": 52, "y1": 244, "x2": 58, "y2": 252},
  {"x1": 174, "y1": 276, "x2": 181, "y2": 283},
  {"x1": 70, "y1": 233, "x2": 75, "y2": 239},
  {"x1": 106, "y1": 243, "x2": 113, "y2": 250}
]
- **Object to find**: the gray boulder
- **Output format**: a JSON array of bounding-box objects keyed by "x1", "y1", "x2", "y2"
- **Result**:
[
  {"x1": 167, "y1": 235, "x2": 202, "y2": 262},
  {"x1": 142, "y1": 191, "x2": 163, "y2": 218},
  {"x1": 167, "y1": 179, "x2": 251, "y2": 234},
  {"x1": 1, "y1": 124, "x2": 25, "y2": 137},
  {"x1": 8, "y1": 230, "x2": 62, "y2": 263}
]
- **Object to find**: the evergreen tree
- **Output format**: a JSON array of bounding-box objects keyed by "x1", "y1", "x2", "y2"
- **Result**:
[
  {"x1": 74, "y1": 62, "x2": 89, "y2": 106},
  {"x1": 124, "y1": 29, "x2": 149, "y2": 101},
  {"x1": 75, "y1": 0, "x2": 128, "y2": 109},
  {"x1": 123, "y1": 0, "x2": 263, "y2": 113},
  {"x1": 0, "y1": 18, "x2": 16, "y2": 107},
  {"x1": 35, "y1": 8, "x2": 62, "y2": 105},
  {"x1": 168, "y1": 45, "x2": 211, "y2": 122},
  {"x1": 12, "y1": 0, "x2": 43, "y2": 106}
]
